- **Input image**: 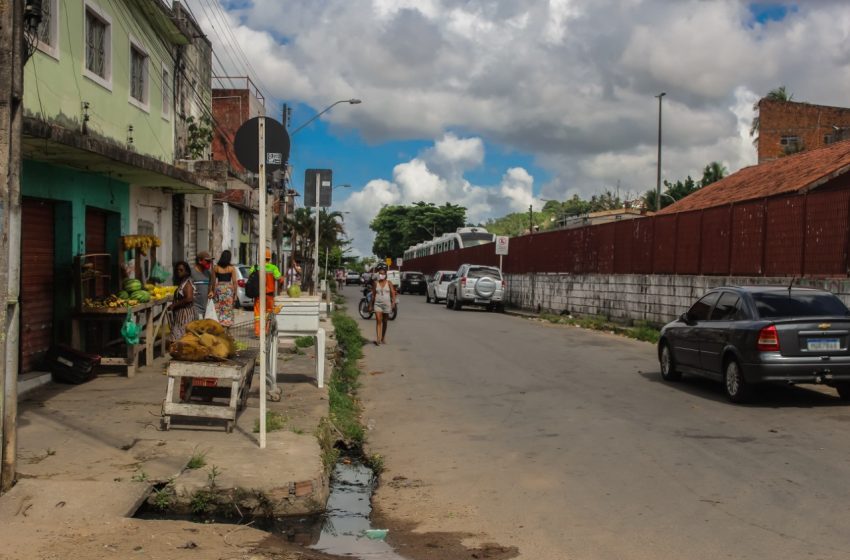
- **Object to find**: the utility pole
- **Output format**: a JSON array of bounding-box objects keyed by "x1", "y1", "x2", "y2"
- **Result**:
[
  {"x1": 528, "y1": 204, "x2": 533, "y2": 234},
  {"x1": 1, "y1": 0, "x2": 25, "y2": 493},
  {"x1": 655, "y1": 92, "x2": 666, "y2": 212}
]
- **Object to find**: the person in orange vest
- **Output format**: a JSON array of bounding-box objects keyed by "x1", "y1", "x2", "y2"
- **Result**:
[{"x1": 250, "y1": 249, "x2": 283, "y2": 337}]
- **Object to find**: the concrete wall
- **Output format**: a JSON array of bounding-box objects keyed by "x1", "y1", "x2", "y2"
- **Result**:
[
  {"x1": 505, "y1": 273, "x2": 850, "y2": 325},
  {"x1": 128, "y1": 186, "x2": 172, "y2": 275}
]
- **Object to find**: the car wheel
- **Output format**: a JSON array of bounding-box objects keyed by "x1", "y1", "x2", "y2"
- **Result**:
[
  {"x1": 445, "y1": 292, "x2": 453, "y2": 309},
  {"x1": 454, "y1": 296, "x2": 462, "y2": 311},
  {"x1": 835, "y1": 383, "x2": 850, "y2": 401},
  {"x1": 426, "y1": 292, "x2": 431, "y2": 303},
  {"x1": 659, "y1": 343, "x2": 681, "y2": 382},
  {"x1": 724, "y1": 358, "x2": 752, "y2": 403}
]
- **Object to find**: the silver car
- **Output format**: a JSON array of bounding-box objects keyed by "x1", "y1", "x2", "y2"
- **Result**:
[
  {"x1": 425, "y1": 270, "x2": 456, "y2": 303},
  {"x1": 445, "y1": 264, "x2": 505, "y2": 312},
  {"x1": 235, "y1": 264, "x2": 253, "y2": 308}
]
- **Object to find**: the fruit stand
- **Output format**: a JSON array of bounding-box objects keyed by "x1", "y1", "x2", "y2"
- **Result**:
[{"x1": 70, "y1": 238, "x2": 175, "y2": 377}]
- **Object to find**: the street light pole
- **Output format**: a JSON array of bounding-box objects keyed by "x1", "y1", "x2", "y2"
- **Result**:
[
  {"x1": 290, "y1": 99, "x2": 362, "y2": 136},
  {"x1": 655, "y1": 92, "x2": 666, "y2": 212}
]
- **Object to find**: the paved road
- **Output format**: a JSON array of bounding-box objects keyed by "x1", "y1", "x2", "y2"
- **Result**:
[{"x1": 343, "y1": 286, "x2": 850, "y2": 560}]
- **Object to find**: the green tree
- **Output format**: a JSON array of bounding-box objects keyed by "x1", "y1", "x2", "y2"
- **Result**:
[
  {"x1": 700, "y1": 161, "x2": 727, "y2": 187},
  {"x1": 283, "y1": 208, "x2": 346, "y2": 291},
  {"x1": 370, "y1": 202, "x2": 466, "y2": 258}
]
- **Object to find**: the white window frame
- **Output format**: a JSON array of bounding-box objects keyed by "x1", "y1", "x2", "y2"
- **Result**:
[
  {"x1": 36, "y1": 0, "x2": 60, "y2": 60},
  {"x1": 82, "y1": 0, "x2": 112, "y2": 91},
  {"x1": 161, "y1": 64, "x2": 171, "y2": 121},
  {"x1": 128, "y1": 35, "x2": 150, "y2": 112}
]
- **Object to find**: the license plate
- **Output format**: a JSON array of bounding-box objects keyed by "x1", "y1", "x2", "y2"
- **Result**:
[
  {"x1": 807, "y1": 338, "x2": 840, "y2": 351},
  {"x1": 410, "y1": 281, "x2": 419, "y2": 285},
  {"x1": 475, "y1": 298, "x2": 490, "y2": 304}
]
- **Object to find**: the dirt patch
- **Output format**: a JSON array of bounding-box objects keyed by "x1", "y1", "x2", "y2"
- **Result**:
[{"x1": 371, "y1": 508, "x2": 519, "y2": 560}]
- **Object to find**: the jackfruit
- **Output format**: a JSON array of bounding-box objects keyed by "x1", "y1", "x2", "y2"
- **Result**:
[
  {"x1": 169, "y1": 340, "x2": 210, "y2": 361},
  {"x1": 186, "y1": 319, "x2": 226, "y2": 337}
]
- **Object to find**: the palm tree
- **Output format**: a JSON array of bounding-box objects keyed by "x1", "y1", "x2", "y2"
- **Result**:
[
  {"x1": 282, "y1": 208, "x2": 346, "y2": 292},
  {"x1": 700, "y1": 161, "x2": 727, "y2": 186},
  {"x1": 750, "y1": 86, "x2": 794, "y2": 146}
]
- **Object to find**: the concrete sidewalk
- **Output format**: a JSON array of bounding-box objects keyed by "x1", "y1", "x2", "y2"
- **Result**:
[{"x1": 0, "y1": 320, "x2": 337, "y2": 559}]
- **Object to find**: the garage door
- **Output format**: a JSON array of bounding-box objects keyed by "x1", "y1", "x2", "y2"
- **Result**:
[
  {"x1": 86, "y1": 206, "x2": 107, "y2": 253},
  {"x1": 21, "y1": 198, "x2": 55, "y2": 373}
]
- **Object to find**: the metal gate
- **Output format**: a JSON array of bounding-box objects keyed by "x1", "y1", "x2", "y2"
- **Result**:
[{"x1": 21, "y1": 198, "x2": 55, "y2": 373}]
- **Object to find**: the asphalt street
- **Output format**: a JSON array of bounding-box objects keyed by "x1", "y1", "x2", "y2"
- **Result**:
[{"x1": 344, "y1": 285, "x2": 850, "y2": 560}]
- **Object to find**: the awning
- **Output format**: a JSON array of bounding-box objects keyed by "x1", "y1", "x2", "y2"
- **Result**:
[{"x1": 22, "y1": 118, "x2": 218, "y2": 194}]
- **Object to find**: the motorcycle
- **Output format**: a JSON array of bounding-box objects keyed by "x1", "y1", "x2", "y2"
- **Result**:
[{"x1": 358, "y1": 286, "x2": 398, "y2": 320}]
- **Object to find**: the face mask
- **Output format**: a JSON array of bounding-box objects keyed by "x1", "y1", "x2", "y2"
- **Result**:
[
  {"x1": 201, "y1": 261, "x2": 212, "y2": 270},
  {"x1": 378, "y1": 273, "x2": 386, "y2": 280}
]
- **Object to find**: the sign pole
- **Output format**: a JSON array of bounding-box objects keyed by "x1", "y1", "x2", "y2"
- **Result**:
[
  {"x1": 258, "y1": 118, "x2": 267, "y2": 449},
  {"x1": 313, "y1": 171, "x2": 320, "y2": 295}
]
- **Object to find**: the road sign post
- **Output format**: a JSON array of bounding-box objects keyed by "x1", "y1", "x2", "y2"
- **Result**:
[{"x1": 495, "y1": 236, "x2": 509, "y2": 271}]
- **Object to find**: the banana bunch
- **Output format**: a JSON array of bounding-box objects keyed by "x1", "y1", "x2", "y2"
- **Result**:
[
  {"x1": 121, "y1": 235, "x2": 162, "y2": 256},
  {"x1": 145, "y1": 284, "x2": 176, "y2": 300},
  {"x1": 83, "y1": 295, "x2": 138, "y2": 309}
]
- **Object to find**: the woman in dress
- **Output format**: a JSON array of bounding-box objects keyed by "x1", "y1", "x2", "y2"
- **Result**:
[
  {"x1": 211, "y1": 250, "x2": 238, "y2": 327},
  {"x1": 368, "y1": 264, "x2": 397, "y2": 345},
  {"x1": 169, "y1": 261, "x2": 195, "y2": 342}
]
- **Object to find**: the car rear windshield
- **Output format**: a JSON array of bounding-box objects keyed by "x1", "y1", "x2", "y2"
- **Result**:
[
  {"x1": 238, "y1": 266, "x2": 248, "y2": 277},
  {"x1": 406, "y1": 273, "x2": 424, "y2": 280},
  {"x1": 467, "y1": 267, "x2": 501, "y2": 279},
  {"x1": 440, "y1": 273, "x2": 456, "y2": 282},
  {"x1": 752, "y1": 292, "x2": 850, "y2": 318}
]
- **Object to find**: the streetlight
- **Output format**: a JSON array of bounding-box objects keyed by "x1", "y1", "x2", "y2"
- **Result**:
[
  {"x1": 655, "y1": 92, "x2": 666, "y2": 212},
  {"x1": 290, "y1": 99, "x2": 362, "y2": 136}
]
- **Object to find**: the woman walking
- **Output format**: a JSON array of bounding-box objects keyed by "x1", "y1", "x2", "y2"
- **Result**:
[
  {"x1": 211, "y1": 250, "x2": 238, "y2": 327},
  {"x1": 368, "y1": 264, "x2": 397, "y2": 345},
  {"x1": 169, "y1": 261, "x2": 195, "y2": 342}
]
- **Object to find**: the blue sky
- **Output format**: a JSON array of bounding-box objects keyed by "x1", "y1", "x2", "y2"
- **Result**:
[{"x1": 187, "y1": 0, "x2": 847, "y2": 255}]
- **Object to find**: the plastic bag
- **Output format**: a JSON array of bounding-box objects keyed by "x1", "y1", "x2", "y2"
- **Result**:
[
  {"x1": 150, "y1": 262, "x2": 169, "y2": 284},
  {"x1": 204, "y1": 299, "x2": 219, "y2": 322},
  {"x1": 120, "y1": 309, "x2": 140, "y2": 345}
]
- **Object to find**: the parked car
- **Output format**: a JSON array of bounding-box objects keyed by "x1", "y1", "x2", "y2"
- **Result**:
[
  {"x1": 386, "y1": 270, "x2": 401, "y2": 289},
  {"x1": 426, "y1": 270, "x2": 457, "y2": 303},
  {"x1": 235, "y1": 264, "x2": 253, "y2": 308},
  {"x1": 345, "y1": 271, "x2": 361, "y2": 285},
  {"x1": 445, "y1": 264, "x2": 505, "y2": 312},
  {"x1": 400, "y1": 271, "x2": 427, "y2": 294},
  {"x1": 658, "y1": 286, "x2": 850, "y2": 403}
]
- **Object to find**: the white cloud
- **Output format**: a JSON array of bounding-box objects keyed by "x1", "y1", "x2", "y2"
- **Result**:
[{"x1": 195, "y1": 0, "x2": 850, "y2": 249}]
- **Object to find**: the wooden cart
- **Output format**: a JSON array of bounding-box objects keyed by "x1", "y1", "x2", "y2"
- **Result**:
[
  {"x1": 70, "y1": 300, "x2": 169, "y2": 377},
  {"x1": 160, "y1": 350, "x2": 258, "y2": 433}
]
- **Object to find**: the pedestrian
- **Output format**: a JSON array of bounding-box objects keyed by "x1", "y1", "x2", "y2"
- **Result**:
[
  {"x1": 285, "y1": 259, "x2": 302, "y2": 290},
  {"x1": 250, "y1": 249, "x2": 283, "y2": 337},
  {"x1": 191, "y1": 251, "x2": 214, "y2": 320},
  {"x1": 168, "y1": 261, "x2": 195, "y2": 342},
  {"x1": 368, "y1": 264, "x2": 397, "y2": 345},
  {"x1": 211, "y1": 249, "x2": 238, "y2": 327},
  {"x1": 335, "y1": 268, "x2": 345, "y2": 290}
]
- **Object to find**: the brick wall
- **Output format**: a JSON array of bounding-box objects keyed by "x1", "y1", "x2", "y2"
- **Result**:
[
  {"x1": 504, "y1": 273, "x2": 850, "y2": 325},
  {"x1": 758, "y1": 100, "x2": 850, "y2": 163}
]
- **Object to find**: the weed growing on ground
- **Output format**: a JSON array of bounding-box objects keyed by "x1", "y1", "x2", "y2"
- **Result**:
[
  {"x1": 539, "y1": 313, "x2": 660, "y2": 344},
  {"x1": 367, "y1": 453, "x2": 385, "y2": 476},
  {"x1": 316, "y1": 418, "x2": 340, "y2": 474},
  {"x1": 295, "y1": 336, "x2": 315, "y2": 348},
  {"x1": 253, "y1": 411, "x2": 288, "y2": 433},
  {"x1": 132, "y1": 469, "x2": 149, "y2": 482},
  {"x1": 187, "y1": 448, "x2": 207, "y2": 470},
  {"x1": 151, "y1": 482, "x2": 175, "y2": 511},
  {"x1": 327, "y1": 311, "x2": 366, "y2": 445},
  {"x1": 292, "y1": 427, "x2": 305, "y2": 435}
]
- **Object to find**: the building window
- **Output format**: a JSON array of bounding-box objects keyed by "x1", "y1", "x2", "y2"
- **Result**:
[
  {"x1": 129, "y1": 40, "x2": 149, "y2": 109},
  {"x1": 780, "y1": 135, "x2": 803, "y2": 154},
  {"x1": 36, "y1": 0, "x2": 60, "y2": 59},
  {"x1": 83, "y1": 2, "x2": 111, "y2": 89},
  {"x1": 161, "y1": 66, "x2": 171, "y2": 120}
]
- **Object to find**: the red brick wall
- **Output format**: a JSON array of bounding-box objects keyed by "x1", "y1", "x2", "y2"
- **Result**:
[
  {"x1": 212, "y1": 90, "x2": 253, "y2": 171},
  {"x1": 758, "y1": 100, "x2": 850, "y2": 163}
]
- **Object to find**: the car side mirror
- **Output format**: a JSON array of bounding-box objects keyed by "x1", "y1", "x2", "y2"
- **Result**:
[{"x1": 680, "y1": 312, "x2": 692, "y2": 325}]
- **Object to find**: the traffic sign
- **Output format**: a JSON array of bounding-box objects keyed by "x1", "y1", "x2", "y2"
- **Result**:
[
  {"x1": 495, "y1": 236, "x2": 509, "y2": 255},
  {"x1": 385, "y1": 257, "x2": 392, "y2": 266},
  {"x1": 233, "y1": 117, "x2": 289, "y2": 174},
  {"x1": 397, "y1": 257, "x2": 403, "y2": 268},
  {"x1": 304, "y1": 169, "x2": 333, "y2": 207}
]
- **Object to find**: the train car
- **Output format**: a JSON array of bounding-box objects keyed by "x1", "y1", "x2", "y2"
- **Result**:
[{"x1": 403, "y1": 227, "x2": 495, "y2": 262}]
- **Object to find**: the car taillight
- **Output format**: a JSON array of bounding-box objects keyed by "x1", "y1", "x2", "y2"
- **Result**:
[
  {"x1": 501, "y1": 280, "x2": 506, "y2": 288},
  {"x1": 461, "y1": 277, "x2": 467, "y2": 287},
  {"x1": 237, "y1": 279, "x2": 246, "y2": 287},
  {"x1": 757, "y1": 325, "x2": 780, "y2": 351}
]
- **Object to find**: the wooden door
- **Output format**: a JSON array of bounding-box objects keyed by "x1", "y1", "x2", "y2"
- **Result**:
[{"x1": 21, "y1": 198, "x2": 55, "y2": 373}]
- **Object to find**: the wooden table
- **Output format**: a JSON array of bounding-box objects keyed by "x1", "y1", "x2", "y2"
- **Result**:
[
  {"x1": 160, "y1": 350, "x2": 258, "y2": 433},
  {"x1": 70, "y1": 299, "x2": 169, "y2": 377}
]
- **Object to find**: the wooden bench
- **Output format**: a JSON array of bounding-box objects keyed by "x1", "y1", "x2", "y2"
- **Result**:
[{"x1": 160, "y1": 349, "x2": 258, "y2": 433}]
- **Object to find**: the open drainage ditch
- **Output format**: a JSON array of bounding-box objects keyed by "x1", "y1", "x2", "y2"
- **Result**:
[{"x1": 135, "y1": 458, "x2": 408, "y2": 560}]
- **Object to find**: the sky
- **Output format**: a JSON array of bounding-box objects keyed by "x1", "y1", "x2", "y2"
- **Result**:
[{"x1": 181, "y1": 0, "x2": 850, "y2": 256}]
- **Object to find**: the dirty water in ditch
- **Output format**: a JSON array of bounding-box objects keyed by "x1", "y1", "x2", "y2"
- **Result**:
[{"x1": 137, "y1": 459, "x2": 408, "y2": 560}]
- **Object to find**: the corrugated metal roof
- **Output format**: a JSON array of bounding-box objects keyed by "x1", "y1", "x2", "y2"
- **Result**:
[{"x1": 657, "y1": 139, "x2": 850, "y2": 215}]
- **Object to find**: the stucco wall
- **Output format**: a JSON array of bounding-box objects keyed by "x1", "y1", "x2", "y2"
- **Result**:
[
  {"x1": 505, "y1": 273, "x2": 850, "y2": 325},
  {"x1": 23, "y1": 0, "x2": 175, "y2": 161}
]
